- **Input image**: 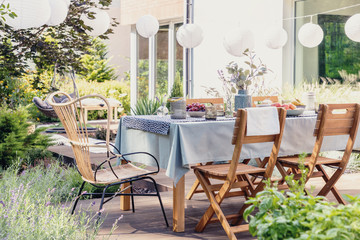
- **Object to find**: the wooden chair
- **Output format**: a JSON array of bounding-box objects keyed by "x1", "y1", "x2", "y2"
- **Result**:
[
  {"x1": 192, "y1": 107, "x2": 286, "y2": 239},
  {"x1": 251, "y1": 96, "x2": 279, "y2": 107},
  {"x1": 185, "y1": 97, "x2": 224, "y2": 200},
  {"x1": 47, "y1": 91, "x2": 168, "y2": 227},
  {"x1": 277, "y1": 103, "x2": 360, "y2": 204},
  {"x1": 186, "y1": 98, "x2": 224, "y2": 105}
]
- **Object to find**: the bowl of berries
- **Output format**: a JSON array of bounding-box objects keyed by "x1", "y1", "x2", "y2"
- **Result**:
[{"x1": 186, "y1": 103, "x2": 206, "y2": 117}]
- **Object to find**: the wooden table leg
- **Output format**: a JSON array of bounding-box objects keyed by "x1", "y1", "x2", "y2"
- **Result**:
[
  {"x1": 120, "y1": 183, "x2": 131, "y2": 210},
  {"x1": 173, "y1": 176, "x2": 185, "y2": 232},
  {"x1": 120, "y1": 159, "x2": 131, "y2": 211}
]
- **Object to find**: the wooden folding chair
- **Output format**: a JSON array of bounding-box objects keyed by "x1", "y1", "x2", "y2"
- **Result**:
[
  {"x1": 251, "y1": 95, "x2": 279, "y2": 107},
  {"x1": 193, "y1": 107, "x2": 286, "y2": 239},
  {"x1": 277, "y1": 103, "x2": 360, "y2": 204},
  {"x1": 185, "y1": 98, "x2": 224, "y2": 200}
]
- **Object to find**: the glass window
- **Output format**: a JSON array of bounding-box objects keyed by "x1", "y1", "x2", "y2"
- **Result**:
[
  {"x1": 156, "y1": 26, "x2": 169, "y2": 97},
  {"x1": 294, "y1": 0, "x2": 360, "y2": 84},
  {"x1": 137, "y1": 35, "x2": 149, "y2": 99},
  {"x1": 174, "y1": 23, "x2": 184, "y2": 94}
]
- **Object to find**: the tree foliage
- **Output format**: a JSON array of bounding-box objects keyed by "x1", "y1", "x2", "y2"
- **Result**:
[
  {"x1": 0, "y1": 1, "x2": 16, "y2": 24},
  {"x1": 79, "y1": 38, "x2": 118, "y2": 82},
  {"x1": 0, "y1": 0, "x2": 118, "y2": 78}
]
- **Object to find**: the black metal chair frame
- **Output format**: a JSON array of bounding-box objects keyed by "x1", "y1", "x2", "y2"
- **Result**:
[{"x1": 70, "y1": 141, "x2": 169, "y2": 227}]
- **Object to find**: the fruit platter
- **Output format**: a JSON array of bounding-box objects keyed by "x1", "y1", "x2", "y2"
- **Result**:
[
  {"x1": 271, "y1": 99, "x2": 306, "y2": 116},
  {"x1": 186, "y1": 103, "x2": 205, "y2": 117}
]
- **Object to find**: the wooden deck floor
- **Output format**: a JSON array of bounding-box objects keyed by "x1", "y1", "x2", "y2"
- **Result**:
[
  {"x1": 73, "y1": 170, "x2": 360, "y2": 240},
  {"x1": 78, "y1": 171, "x2": 256, "y2": 240},
  {"x1": 47, "y1": 129, "x2": 360, "y2": 240}
]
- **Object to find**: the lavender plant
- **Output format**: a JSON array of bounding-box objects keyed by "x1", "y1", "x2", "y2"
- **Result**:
[{"x1": 0, "y1": 163, "x2": 119, "y2": 239}]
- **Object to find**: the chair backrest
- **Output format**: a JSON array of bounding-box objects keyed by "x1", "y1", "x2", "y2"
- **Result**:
[
  {"x1": 251, "y1": 96, "x2": 279, "y2": 107},
  {"x1": 230, "y1": 107, "x2": 286, "y2": 182},
  {"x1": 186, "y1": 98, "x2": 224, "y2": 105},
  {"x1": 308, "y1": 103, "x2": 360, "y2": 174},
  {"x1": 47, "y1": 91, "x2": 111, "y2": 182}
]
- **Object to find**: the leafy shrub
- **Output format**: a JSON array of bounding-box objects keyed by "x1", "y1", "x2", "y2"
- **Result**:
[
  {"x1": 0, "y1": 70, "x2": 57, "y2": 123},
  {"x1": 170, "y1": 71, "x2": 183, "y2": 98},
  {"x1": 244, "y1": 165, "x2": 360, "y2": 240},
  {"x1": 132, "y1": 97, "x2": 162, "y2": 115},
  {"x1": 0, "y1": 163, "x2": 113, "y2": 240},
  {"x1": 60, "y1": 78, "x2": 130, "y2": 116},
  {"x1": 0, "y1": 107, "x2": 53, "y2": 169},
  {"x1": 0, "y1": 71, "x2": 50, "y2": 110},
  {"x1": 166, "y1": 72, "x2": 183, "y2": 109}
]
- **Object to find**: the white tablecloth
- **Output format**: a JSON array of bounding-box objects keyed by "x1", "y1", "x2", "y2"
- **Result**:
[{"x1": 115, "y1": 115, "x2": 360, "y2": 185}]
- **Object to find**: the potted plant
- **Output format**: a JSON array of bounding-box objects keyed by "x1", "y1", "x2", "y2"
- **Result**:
[{"x1": 219, "y1": 49, "x2": 268, "y2": 110}]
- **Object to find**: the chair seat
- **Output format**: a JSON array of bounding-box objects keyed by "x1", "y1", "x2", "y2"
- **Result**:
[
  {"x1": 278, "y1": 156, "x2": 341, "y2": 167},
  {"x1": 192, "y1": 163, "x2": 266, "y2": 177},
  {"x1": 85, "y1": 163, "x2": 152, "y2": 184}
]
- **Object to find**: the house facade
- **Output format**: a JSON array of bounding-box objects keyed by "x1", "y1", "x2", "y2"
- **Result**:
[{"x1": 107, "y1": 0, "x2": 360, "y2": 108}]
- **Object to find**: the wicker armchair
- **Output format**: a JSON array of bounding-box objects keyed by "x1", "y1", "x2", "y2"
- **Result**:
[{"x1": 47, "y1": 91, "x2": 168, "y2": 227}]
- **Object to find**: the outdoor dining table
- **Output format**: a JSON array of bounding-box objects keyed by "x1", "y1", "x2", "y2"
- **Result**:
[{"x1": 114, "y1": 113, "x2": 360, "y2": 232}]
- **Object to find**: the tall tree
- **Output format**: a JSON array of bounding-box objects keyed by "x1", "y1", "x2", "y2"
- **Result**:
[{"x1": 0, "y1": 0, "x2": 118, "y2": 78}]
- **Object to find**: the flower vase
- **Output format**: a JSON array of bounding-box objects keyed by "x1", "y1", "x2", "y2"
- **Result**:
[{"x1": 234, "y1": 90, "x2": 252, "y2": 110}]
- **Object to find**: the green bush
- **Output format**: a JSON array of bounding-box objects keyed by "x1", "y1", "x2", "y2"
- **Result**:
[
  {"x1": 61, "y1": 78, "x2": 130, "y2": 116},
  {"x1": 244, "y1": 165, "x2": 360, "y2": 240},
  {"x1": 170, "y1": 71, "x2": 183, "y2": 98},
  {"x1": 0, "y1": 107, "x2": 53, "y2": 169},
  {"x1": 0, "y1": 163, "x2": 117, "y2": 240},
  {"x1": 78, "y1": 38, "x2": 118, "y2": 83},
  {"x1": 132, "y1": 97, "x2": 164, "y2": 115},
  {"x1": 0, "y1": 74, "x2": 47, "y2": 110}
]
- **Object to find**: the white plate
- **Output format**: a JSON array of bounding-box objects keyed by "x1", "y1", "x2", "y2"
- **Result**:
[{"x1": 187, "y1": 111, "x2": 205, "y2": 117}]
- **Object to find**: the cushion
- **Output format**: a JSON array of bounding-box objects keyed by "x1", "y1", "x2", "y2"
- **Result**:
[{"x1": 32, "y1": 97, "x2": 52, "y2": 109}]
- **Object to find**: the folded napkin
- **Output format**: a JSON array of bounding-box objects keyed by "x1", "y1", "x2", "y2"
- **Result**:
[{"x1": 246, "y1": 107, "x2": 280, "y2": 136}]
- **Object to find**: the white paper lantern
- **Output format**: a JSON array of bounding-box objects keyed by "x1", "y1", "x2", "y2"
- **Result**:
[
  {"x1": 298, "y1": 23, "x2": 324, "y2": 48},
  {"x1": 81, "y1": 8, "x2": 110, "y2": 36},
  {"x1": 136, "y1": 15, "x2": 159, "y2": 38},
  {"x1": 223, "y1": 28, "x2": 255, "y2": 57},
  {"x1": 176, "y1": 24, "x2": 204, "y2": 48},
  {"x1": 47, "y1": 0, "x2": 69, "y2": 26},
  {"x1": 345, "y1": 14, "x2": 360, "y2": 42},
  {"x1": 264, "y1": 26, "x2": 288, "y2": 49},
  {"x1": 4, "y1": 0, "x2": 51, "y2": 30}
]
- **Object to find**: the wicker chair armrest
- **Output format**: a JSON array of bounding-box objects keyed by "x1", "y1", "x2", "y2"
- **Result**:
[{"x1": 121, "y1": 152, "x2": 160, "y2": 174}]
